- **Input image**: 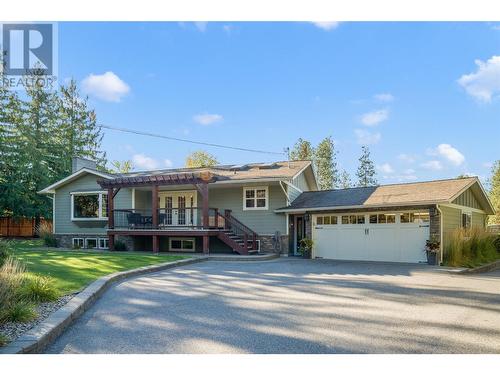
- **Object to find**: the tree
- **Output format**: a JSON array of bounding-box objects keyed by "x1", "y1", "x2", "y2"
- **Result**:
[
  {"x1": 314, "y1": 136, "x2": 339, "y2": 190},
  {"x1": 339, "y1": 169, "x2": 352, "y2": 189},
  {"x1": 110, "y1": 160, "x2": 132, "y2": 173},
  {"x1": 356, "y1": 146, "x2": 378, "y2": 187},
  {"x1": 290, "y1": 138, "x2": 314, "y2": 160},
  {"x1": 488, "y1": 160, "x2": 500, "y2": 224},
  {"x1": 185, "y1": 150, "x2": 218, "y2": 168}
]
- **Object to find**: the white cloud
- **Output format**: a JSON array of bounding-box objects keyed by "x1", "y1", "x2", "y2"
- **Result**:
[
  {"x1": 194, "y1": 22, "x2": 208, "y2": 32},
  {"x1": 360, "y1": 109, "x2": 389, "y2": 126},
  {"x1": 82, "y1": 71, "x2": 130, "y2": 102},
  {"x1": 132, "y1": 154, "x2": 173, "y2": 170},
  {"x1": 374, "y1": 93, "x2": 395, "y2": 102},
  {"x1": 377, "y1": 163, "x2": 394, "y2": 174},
  {"x1": 404, "y1": 168, "x2": 416, "y2": 175},
  {"x1": 457, "y1": 56, "x2": 500, "y2": 102},
  {"x1": 193, "y1": 113, "x2": 223, "y2": 125},
  {"x1": 354, "y1": 129, "x2": 381, "y2": 145},
  {"x1": 421, "y1": 160, "x2": 443, "y2": 171},
  {"x1": 435, "y1": 144, "x2": 465, "y2": 166},
  {"x1": 311, "y1": 22, "x2": 340, "y2": 31},
  {"x1": 398, "y1": 154, "x2": 416, "y2": 163}
]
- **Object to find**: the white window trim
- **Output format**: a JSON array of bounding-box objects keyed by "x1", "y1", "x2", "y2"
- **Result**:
[
  {"x1": 98, "y1": 238, "x2": 109, "y2": 249},
  {"x1": 169, "y1": 237, "x2": 196, "y2": 252},
  {"x1": 72, "y1": 238, "x2": 84, "y2": 248},
  {"x1": 70, "y1": 191, "x2": 108, "y2": 221},
  {"x1": 243, "y1": 186, "x2": 269, "y2": 211},
  {"x1": 461, "y1": 210, "x2": 472, "y2": 229},
  {"x1": 84, "y1": 238, "x2": 98, "y2": 249}
]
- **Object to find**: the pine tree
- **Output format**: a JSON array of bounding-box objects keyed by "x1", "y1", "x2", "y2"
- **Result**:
[
  {"x1": 488, "y1": 160, "x2": 500, "y2": 224},
  {"x1": 314, "y1": 136, "x2": 339, "y2": 190},
  {"x1": 290, "y1": 138, "x2": 314, "y2": 160},
  {"x1": 356, "y1": 146, "x2": 378, "y2": 187},
  {"x1": 339, "y1": 169, "x2": 352, "y2": 189}
]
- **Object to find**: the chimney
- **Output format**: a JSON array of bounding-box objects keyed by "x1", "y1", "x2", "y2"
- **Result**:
[{"x1": 72, "y1": 157, "x2": 97, "y2": 173}]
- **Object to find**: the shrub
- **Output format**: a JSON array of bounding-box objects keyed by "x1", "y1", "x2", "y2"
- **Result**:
[
  {"x1": 0, "y1": 333, "x2": 8, "y2": 347},
  {"x1": 18, "y1": 275, "x2": 59, "y2": 302},
  {"x1": 113, "y1": 240, "x2": 127, "y2": 251},
  {"x1": 493, "y1": 236, "x2": 500, "y2": 253},
  {"x1": 3, "y1": 300, "x2": 37, "y2": 322},
  {"x1": 444, "y1": 227, "x2": 498, "y2": 267},
  {"x1": 0, "y1": 240, "x2": 12, "y2": 267},
  {"x1": 36, "y1": 221, "x2": 57, "y2": 247}
]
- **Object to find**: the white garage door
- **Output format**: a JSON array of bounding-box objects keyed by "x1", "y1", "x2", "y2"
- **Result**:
[{"x1": 312, "y1": 212, "x2": 429, "y2": 263}]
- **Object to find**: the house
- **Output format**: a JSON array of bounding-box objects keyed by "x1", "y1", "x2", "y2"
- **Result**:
[
  {"x1": 276, "y1": 177, "x2": 495, "y2": 264},
  {"x1": 39, "y1": 158, "x2": 494, "y2": 263},
  {"x1": 38, "y1": 157, "x2": 317, "y2": 254}
]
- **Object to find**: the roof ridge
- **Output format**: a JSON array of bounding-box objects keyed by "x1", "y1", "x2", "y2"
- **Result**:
[{"x1": 300, "y1": 176, "x2": 478, "y2": 193}]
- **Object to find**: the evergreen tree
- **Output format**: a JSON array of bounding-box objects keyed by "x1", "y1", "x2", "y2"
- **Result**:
[
  {"x1": 339, "y1": 169, "x2": 352, "y2": 189},
  {"x1": 290, "y1": 138, "x2": 314, "y2": 160},
  {"x1": 356, "y1": 146, "x2": 378, "y2": 187},
  {"x1": 488, "y1": 160, "x2": 500, "y2": 224},
  {"x1": 185, "y1": 150, "x2": 218, "y2": 168},
  {"x1": 314, "y1": 136, "x2": 339, "y2": 190}
]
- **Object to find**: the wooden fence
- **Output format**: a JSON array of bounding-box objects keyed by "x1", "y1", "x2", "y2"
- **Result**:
[{"x1": 0, "y1": 217, "x2": 53, "y2": 237}]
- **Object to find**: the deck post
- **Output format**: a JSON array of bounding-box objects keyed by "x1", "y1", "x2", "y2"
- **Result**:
[
  {"x1": 201, "y1": 182, "x2": 209, "y2": 229},
  {"x1": 107, "y1": 188, "x2": 114, "y2": 229},
  {"x1": 214, "y1": 208, "x2": 219, "y2": 228},
  {"x1": 152, "y1": 185, "x2": 159, "y2": 229},
  {"x1": 108, "y1": 234, "x2": 115, "y2": 251},
  {"x1": 203, "y1": 235, "x2": 209, "y2": 254},
  {"x1": 152, "y1": 235, "x2": 159, "y2": 253}
]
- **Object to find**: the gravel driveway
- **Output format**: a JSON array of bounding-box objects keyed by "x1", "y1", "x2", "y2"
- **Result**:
[{"x1": 45, "y1": 258, "x2": 500, "y2": 354}]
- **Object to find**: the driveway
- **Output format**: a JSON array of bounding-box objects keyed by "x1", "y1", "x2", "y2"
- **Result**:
[{"x1": 45, "y1": 258, "x2": 500, "y2": 354}]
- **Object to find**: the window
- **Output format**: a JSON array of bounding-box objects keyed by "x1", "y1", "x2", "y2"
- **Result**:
[
  {"x1": 401, "y1": 212, "x2": 430, "y2": 224},
  {"x1": 243, "y1": 187, "x2": 268, "y2": 210},
  {"x1": 72, "y1": 238, "x2": 84, "y2": 248},
  {"x1": 316, "y1": 215, "x2": 337, "y2": 225},
  {"x1": 71, "y1": 191, "x2": 108, "y2": 220},
  {"x1": 462, "y1": 212, "x2": 471, "y2": 229},
  {"x1": 85, "y1": 238, "x2": 98, "y2": 249},
  {"x1": 370, "y1": 213, "x2": 396, "y2": 224},
  {"x1": 169, "y1": 238, "x2": 196, "y2": 252},
  {"x1": 341, "y1": 215, "x2": 365, "y2": 224},
  {"x1": 98, "y1": 238, "x2": 109, "y2": 249}
]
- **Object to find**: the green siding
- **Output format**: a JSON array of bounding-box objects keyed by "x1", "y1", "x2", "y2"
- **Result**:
[
  {"x1": 54, "y1": 173, "x2": 132, "y2": 235},
  {"x1": 292, "y1": 172, "x2": 310, "y2": 192},
  {"x1": 472, "y1": 212, "x2": 487, "y2": 228},
  {"x1": 208, "y1": 183, "x2": 287, "y2": 235},
  {"x1": 441, "y1": 205, "x2": 462, "y2": 253},
  {"x1": 452, "y1": 189, "x2": 481, "y2": 209}
]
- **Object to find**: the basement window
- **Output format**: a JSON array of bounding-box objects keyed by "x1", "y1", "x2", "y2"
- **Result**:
[{"x1": 169, "y1": 238, "x2": 195, "y2": 252}]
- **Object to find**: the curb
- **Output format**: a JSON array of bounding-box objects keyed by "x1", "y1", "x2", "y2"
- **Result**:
[
  {"x1": 0, "y1": 257, "x2": 208, "y2": 354},
  {"x1": 454, "y1": 260, "x2": 500, "y2": 275},
  {"x1": 207, "y1": 253, "x2": 279, "y2": 261}
]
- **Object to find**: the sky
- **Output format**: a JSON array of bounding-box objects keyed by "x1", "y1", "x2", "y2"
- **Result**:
[{"x1": 57, "y1": 22, "x2": 500, "y2": 185}]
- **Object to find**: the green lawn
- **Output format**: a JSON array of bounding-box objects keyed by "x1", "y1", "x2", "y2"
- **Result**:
[{"x1": 11, "y1": 240, "x2": 188, "y2": 295}]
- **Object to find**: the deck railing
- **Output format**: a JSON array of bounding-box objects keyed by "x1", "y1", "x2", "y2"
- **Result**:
[{"x1": 112, "y1": 208, "x2": 222, "y2": 230}]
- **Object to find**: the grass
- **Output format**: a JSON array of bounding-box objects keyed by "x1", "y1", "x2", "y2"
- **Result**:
[
  {"x1": 444, "y1": 227, "x2": 500, "y2": 268},
  {"x1": 10, "y1": 240, "x2": 188, "y2": 294}
]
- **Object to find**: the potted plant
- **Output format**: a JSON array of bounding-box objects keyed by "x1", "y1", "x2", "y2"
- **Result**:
[
  {"x1": 298, "y1": 238, "x2": 314, "y2": 259},
  {"x1": 425, "y1": 238, "x2": 440, "y2": 265}
]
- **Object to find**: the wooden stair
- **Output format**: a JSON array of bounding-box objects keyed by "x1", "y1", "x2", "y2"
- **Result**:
[{"x1": 216, "y1": 210, "x2": 259, "y2": 255}]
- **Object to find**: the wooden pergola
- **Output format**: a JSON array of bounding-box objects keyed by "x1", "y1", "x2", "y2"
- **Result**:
[{"x1": 97, "y1": 171, "x2": 215, "y2": 253}]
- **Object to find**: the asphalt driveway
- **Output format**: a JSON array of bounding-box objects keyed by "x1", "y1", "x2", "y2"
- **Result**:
[{"x1": 45, "y1": 258, "x2": 500, "y2": 354}]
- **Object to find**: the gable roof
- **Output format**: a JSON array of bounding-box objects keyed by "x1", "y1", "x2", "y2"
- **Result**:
[
  {"x1": 276, "y1": 177, "x2": 495, "y2": 214},
  {"x1": 38, "y1": 168, "x2": 114, "y2": 194},
  {"x1": 39, "y1": 160, "x2": 316, "y2": 193}
]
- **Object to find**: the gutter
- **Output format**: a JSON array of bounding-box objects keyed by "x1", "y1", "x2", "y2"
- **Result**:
[{"x1": 436, "y1": 204, "x2": 444, "y2": 265}]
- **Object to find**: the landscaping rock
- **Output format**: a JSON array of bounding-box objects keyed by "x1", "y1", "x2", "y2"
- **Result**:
[{"x1": 0, "y1": 293, "x2": 76, "y2": 346}]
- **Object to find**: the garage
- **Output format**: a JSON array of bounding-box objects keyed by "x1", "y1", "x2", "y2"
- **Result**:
[{"x1": 312, "y1": 212, "x2": 430, "y2": 263}]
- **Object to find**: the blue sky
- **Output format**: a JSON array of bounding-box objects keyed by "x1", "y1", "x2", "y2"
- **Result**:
[{"x1": 58, "y1": 22, "x2": 500, "y2": 184}]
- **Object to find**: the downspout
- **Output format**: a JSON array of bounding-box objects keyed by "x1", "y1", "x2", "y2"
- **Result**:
[{"x1": 436, "y1": 204, "x2": 443, "y2": 265}]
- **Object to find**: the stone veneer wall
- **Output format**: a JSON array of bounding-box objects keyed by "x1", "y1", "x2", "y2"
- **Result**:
[
  {"x1": 429, "y1": 206, "x2": 441, "y2": 243},
  {"x1": 258, "y1": 234, "x2": 289, "y2": 254}
]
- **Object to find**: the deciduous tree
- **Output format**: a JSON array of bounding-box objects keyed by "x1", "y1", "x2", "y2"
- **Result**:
[{"x1": 185, "y1": 150, "x2": 218, "y2": 168}]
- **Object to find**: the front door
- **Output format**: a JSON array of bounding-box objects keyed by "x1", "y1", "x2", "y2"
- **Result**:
[
  {"x1": 294, "y1": 215, "x2": 306, "y2": 255},
  {"x1": 159, "y1": 191, "x2": 197, "y2": 226}
]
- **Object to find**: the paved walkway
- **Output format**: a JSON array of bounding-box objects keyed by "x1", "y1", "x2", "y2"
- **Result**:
[{"x1": 45, "y1": 258, "x2": 500, "y2": 353}]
